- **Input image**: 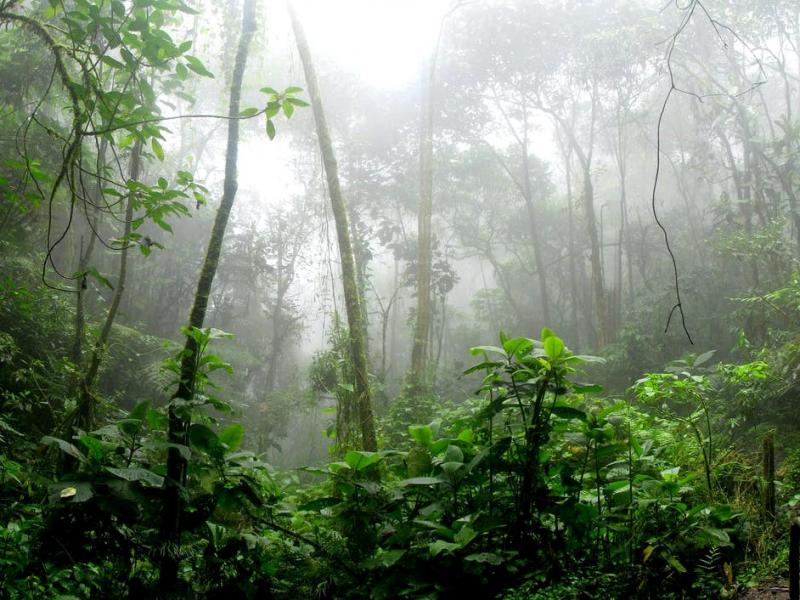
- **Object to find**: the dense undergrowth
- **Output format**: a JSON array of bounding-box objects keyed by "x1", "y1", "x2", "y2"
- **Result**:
[{"x1": 2, "y1": 255, "x2": 800, "y2": 599}]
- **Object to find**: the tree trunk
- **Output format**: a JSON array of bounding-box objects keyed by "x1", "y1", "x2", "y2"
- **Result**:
[
  {"x1": 410, "y1": 52, "x2": 435, "y2": 389},
  {"x1": 264, "y1": 240, "x2": 286, "y2": 393},
  {"x1": 615, "y1": 127, "x2": 627, "y2": 330},
  {"x1": 74, "y1": 139, "x2": 141, "y2": 432},
  {"x1": 521, "y1": 104, "x2": 551, "y2": 327},
  {"x1": 763, "y1": 430, "x2": 776, "y2": 520},
  {"x1": 158, "y1": 0, "x2": 256, "y2": 592},
  {"x1": 581, "y1": 166, "x2": 608, "y2": 347},
  {"x1": 289, "y1": 2, "x2": 376, "y2": 452},
  {"x1": 71, "y1": 139, "x2": 108, "y2": 367}
]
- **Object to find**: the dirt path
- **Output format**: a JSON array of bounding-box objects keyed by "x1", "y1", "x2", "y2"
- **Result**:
[{"x1": 737, "y1": 582, "x2": 790, "y2": 599}]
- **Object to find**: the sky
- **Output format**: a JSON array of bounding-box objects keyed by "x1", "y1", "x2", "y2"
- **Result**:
[
  {"x1": 291, "y1": 0, "x2": 452, "y2": 89},
  {"x1": 237, "y1": 0, "x2": 456, "y2": 209}
]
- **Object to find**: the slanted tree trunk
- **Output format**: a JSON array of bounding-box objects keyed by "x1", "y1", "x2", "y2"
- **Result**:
[
  {"x1": 71, "y1": 139, "x2": 108, "y2": 367},
  {"x1": 289, "y1": 2, "x2": 376, "y2": 452},
  {"x1": 158, "y1": 0, "x2": 256, "y2": 592},
  {"x1": 73, "y1": 139, "x2": 142, "y2": 432}
]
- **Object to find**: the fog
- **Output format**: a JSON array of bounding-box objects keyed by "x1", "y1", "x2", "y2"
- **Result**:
[
  {"x1": 4, "y1": 0, "x2": 800, "y2": 596},
  {"x1": 1, "y1": 0, "x2": 793, "y2": 466}
]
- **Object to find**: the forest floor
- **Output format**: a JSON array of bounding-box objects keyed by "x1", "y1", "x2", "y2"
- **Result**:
[{"x1": 737, "y1": 581, "x2": 790, "y2": 599}]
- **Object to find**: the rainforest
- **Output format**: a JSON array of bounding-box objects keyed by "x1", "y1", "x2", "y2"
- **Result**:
[{"x1": 1, "y1": 0, "x2": 800, "y2": 598}]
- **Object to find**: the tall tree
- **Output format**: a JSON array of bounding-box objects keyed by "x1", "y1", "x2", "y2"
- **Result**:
[
  {"x1": 411, "y1": 2, "x2": 466, "y2": 386},
  {"x1": 158, "y1": 0, "x2": 256, "y2": 592},
  {"x1": 289, "y1": 1, "x2": 377, "y2": 452},
  {"x1": 409, "y1": 49, "x2": 435, "y2": 387}
]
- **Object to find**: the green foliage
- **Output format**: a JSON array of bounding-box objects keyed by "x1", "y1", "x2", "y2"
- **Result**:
[{"x1": 0, "y1": 295, "x2": 797, "y2": 599}]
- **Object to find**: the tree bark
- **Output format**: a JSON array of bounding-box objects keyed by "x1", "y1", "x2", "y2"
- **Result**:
[
  {"x1": 158, "y1": 0, "x2": 256, "y2": 592},
  {"x1": 74, "y1": 139, "x2": 141, "y2": 432},
  {"x1": 520, "y1": 103, "x2": 551, "y2": 327},
  {"x1": 563, "y1": 146, "x2": 581, "y2": 350},
  {"x1": 289, "y1": 2, "x2": 376, "y2": 452},
  {"x1": 71, "y1": 139, "x2": 108, "y2": 367},
  {"x1": 410, "y1": 51, "x2": 435, "y2": 389}
]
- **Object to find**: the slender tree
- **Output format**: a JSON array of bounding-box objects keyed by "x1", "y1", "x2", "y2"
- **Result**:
[
  {"x1": 158, "y1": 0, "x2": 256, "y2": 592},
  {"x1": 288, "y1": 1, "x2": 377, "y2": 452},
  {"x1": 409, "y1": 51, "x2": 435, "y2": 388},
  {"x1": 73, "y1": 140, "x2": 142, "y2": 432}
]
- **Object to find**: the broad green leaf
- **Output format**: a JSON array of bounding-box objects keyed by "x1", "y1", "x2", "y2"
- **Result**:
[
  {"x1": 572, "y1": 383, "x2": 603, "y2": 394},
  {"x1": 399, "y1": 477, "x2": 444, "y2": 486},
  {"x1": 550, "y1": 405, "x2": 587, "y2": 421},
  {"x1": 440, "y1": 461, "x2": 463, "y2": 475},
  {"x1": 49, "y1": 481, "x2": 93, "y2": 504},
  {"x1": 502, "y1": 337, "x2": 533, "y2": 357},
  {"x1": 100, "y1": 55, "x2": 126, "y2": 69},
  {"x1": 219, "y1": 424, "x2": 244, "y2": 453},
  {"x1": 188, "y1": 423, "x2": 223, "y2": 457},
  {"x1": 344, "y1": 450, "x2": 382, "y2": 470},
  {"x1": 666, "y1": 555, "x2": 687, "y2": 573},
  {"x1": 175, "y1": 61, "x2": 188, "y2": 80},
  {"x1": 129, "y1": 400, "x2": 151, "y2": 422},
  {"x1": 265, "y1": 101, "x2": 281, "y2": 118},
  {"x1": 454, "y1": 526, "x2": 476, "y2": 546},
  {"x1": 465, "y1": 552, "x2": 503, "y2": 565},
  {"x1": 184, "y1": 55, "x2": 214, "y2": 78},
  {"x1": 544, "y1": 335, "x2": 565, "y2": 360},
  {"x1": 699, "y1": 527, "x2": 731, "y2": 546},
  {"x1": 151, "y1": 139, "x2": 165, "y2": 161},
  {"x1": 375, "y1": 548, "x2": 405, "y2": 567},
  {"x1": 693, "y1": 350, "x2": 716, "y2": 367},
  {"x1": 239, "y1": 107, "x2": 260, "y2": 118},
  {"x1": 429, "y1": 540, "x2": 460, "y2": 556},
  {"x1": 41, "y1": 436, "x2": 86, "y2": 462},
  {"x1": 298, "y1": 497, "x2": 342, "y2": 511},
  {"x1": 469, "y1": 345, "x2": 505, "y2": 357},
  {"x1": 266, "y1": 119, "x2": 276, "y2": 140},
  {"x1": 462, "y1": 360, "x2": 503, "y2": 375},
  {"x1": 88, "y1": 268, "x2": 113, "y2": 290},
  {"x1": 106, "y1": 467, "x2": 164, "y2": 487},
  {"x1": 79, "y1": 435, "x2": 108, "y2": 461},
  {"x1": 444, "y1": 445, "x2": 463, "y2": 463},
  {"x1": 142, "y1": 440, "x2": 190, "y2": 460}
]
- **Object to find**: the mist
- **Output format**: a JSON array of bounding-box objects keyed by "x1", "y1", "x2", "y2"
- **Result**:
[{"x1": 1, "y1": 0, "x2": 799, "y2": 597}]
